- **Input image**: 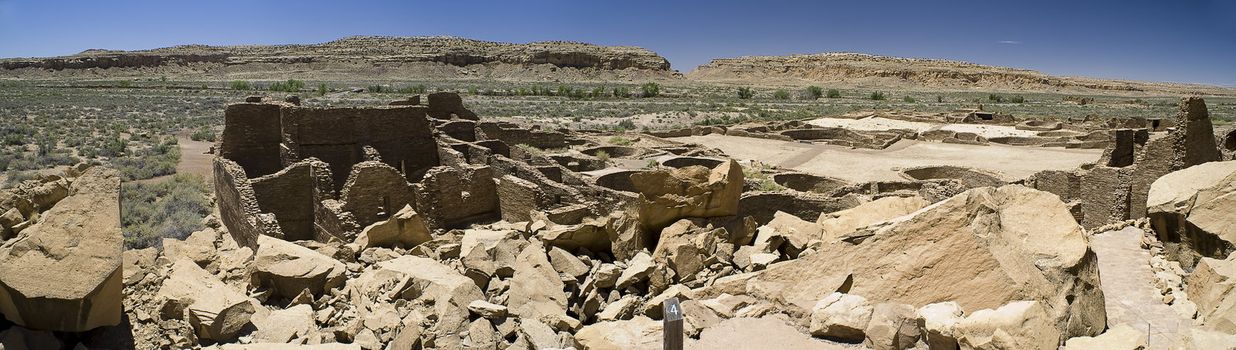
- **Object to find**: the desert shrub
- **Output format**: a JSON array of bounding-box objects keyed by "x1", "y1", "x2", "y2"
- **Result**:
[
  {"x1": 988, "y1": 94, "x2": 1005, "y2": 103},
  {"x1": 398, "y1": 85, "x2": 427, "y2": 94},
  {"x1": 267, "y1": 79, "x2": 305, "y2": 92},
  {"x1": 367, "y1": 85, "x2": 385, "y2": 93},
  {"x1": 806, "y1": 86, "x2": 824, "y2": 99},
  {"x1": 229, "y1": 80, "x2": 251, "y2": 90},
  {"x1": 617, "y1": 119, "x2": 637, "y2": 130},
  {"x1": 118, "y1": 80, "x2": 132, "y2": 88},
  {"x1": 317, "y1": 83, "x2": 329, "y2": 96},
  {"x1": 645, "y1": 159, "x2": 659, "y2": 169},
  {"x1": 595, "y1": 150, "x2": 610, "y2": 162},
  {"x1": 826, "y1": 89, "x2": 841, "y2": 98},
  {"x1": 641, "y1": 82, "x2": 660, "y2": 98},
  {"x1": 120, "y1": 174, "x2": 211, "y2": 249},
  {"x1": 869, "y1": 91, "x2": 886, "y2": 100},
  {"x1": 903, "y1": 96, "x2": 916, "y2": 103},
  {"x1": 937, "y1": 96, "x2": 944, "y2": 103},
  {"x1": 114, "y1": 137, "x2": 179, "y2": 181},
  {"x1": 1010, "y1": 95, "x2": 1025, "y2": 103},
  {"x1": 3, "y1": 171, "x2": 39, "y2": 188},
  {"x1": 612, "y1": 87, "x2": 631, "y2": 98},
  {"x1": 737, "y1": 87, "x2": 755, "y2": 99},
  {"x1": 774, "y1": 90, "x2": 790, "y2": 100},
  {"x1": 609, "y1": 136, "x2": 633, "y2": 146},
  {"x1": 468, "y1": 87, "x2": 479, "y2": 95},
  {"x1": 591, "y1": 87, "x2": 606, "y2": 98},
  {"x1": 190, "y1": 127, "x2": 216, "y2": 142}
]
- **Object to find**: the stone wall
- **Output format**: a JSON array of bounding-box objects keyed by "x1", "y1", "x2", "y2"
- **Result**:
[
  {"x1": 281, "y1": 105, "x2": 440, "y2": 187},
  {"x1": 212, "y1": 157, "x2": 283, "y2": 249},
  {"x1": 340, "y1": 161, "x2": 417, "y2": 230},
  {"x1": 250, "y1": 159, "x2": 332, "y2": 241},
  {"x1": 476, "y1": 121, "x2": 567, "y2": 149},
  {"x1": 415, "y1": 165, "x2": 500, "y2": 229},
  {"x1": 219, "y1": 103, "x2": 286, "y2": 177}
]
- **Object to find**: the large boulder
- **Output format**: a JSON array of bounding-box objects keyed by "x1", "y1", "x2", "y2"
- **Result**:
[
  {"x1": 347, "y1": 255, "x2": 484, "y2": 346},
  {"x1": 573, "y1": 316, "x2": 662, "y2": 350},
  {"x1": 816, "y1": 196, "x2": 928, "y2": 240},
  {"x1": 954, "y1": 301, "x2": 1060, "y2": 350},
  {"x1": 507, "y1": 242, "x2": 574, "y2": 330},
  {"x1": 740, "y1": 185, "x2": 1105, "y2": 342},
  {"x1": 353, "y1": 204, "x2": 432, "y2": 250},
  {"x1": 1061, "y1": 323, "x2": 1146, "y2": 350},
  {"x1": 251, "y1": 235, "x2": 347, "y2": 300},
  {"x1": 158, "y1": 259, "x2": 255, "y2": 341},
  {"x1": 809, "y1": 292, "x2": 872, "y2": 342},
  {"x1": 1146, "y1": 160, "x2": 1236, "y2": 267},
  {"x1": 0, "y1": 167, "x2": 123, "y2": 332},
  {"x1": 689, "y1": 316, "x2": 840, "y2": 349},
  {"x1": 1186, "y1": 254, "x2": 1236, "y2": 333},
  {"x1": 630, "y1": 159, "x2": 743, "y2": 230}
]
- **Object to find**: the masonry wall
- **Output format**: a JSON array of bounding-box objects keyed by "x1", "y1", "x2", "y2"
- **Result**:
[
  {"x1": 250, "y1": 160, "x2": 332, "y2": 241},
  {"x1": 281, "y1": 105, "x2": 440, "y2": 188},
  {"x1": 219, "y1": 103, "x2": 285, "y2": 177},
  {"x1": 212, "y1": 157, "x2": 281, "y2": 249}
]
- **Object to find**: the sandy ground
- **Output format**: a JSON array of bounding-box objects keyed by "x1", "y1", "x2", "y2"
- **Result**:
[
  {"x1": 676, "y1": 134, "x2": 1101, "y2": 182},
  {"x1": 807, "y1": 116, "x2": 1039, "y2": 138},
  {"x1": 132, "y1": 132, "x2": 214, "y2": 184}
]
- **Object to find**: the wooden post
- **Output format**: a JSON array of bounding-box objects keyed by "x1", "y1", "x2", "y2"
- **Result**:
[{"x1": 663, "y1": 297, "x2": 684, "y2": 350}]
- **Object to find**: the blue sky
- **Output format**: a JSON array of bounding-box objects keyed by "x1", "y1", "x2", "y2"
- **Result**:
[{"x1": 1, "y1": 0, "x2": 1233, "y2": 86}]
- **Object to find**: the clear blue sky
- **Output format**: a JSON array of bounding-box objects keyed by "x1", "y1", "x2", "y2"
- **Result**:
[{"x1": 1, "y1": 0, "x2": 1233, "y2": 86}]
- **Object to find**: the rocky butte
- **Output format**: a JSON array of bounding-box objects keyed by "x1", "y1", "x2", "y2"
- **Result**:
[{"x1": 0, "y1": 94, "x2": 1233, "y2": 349}]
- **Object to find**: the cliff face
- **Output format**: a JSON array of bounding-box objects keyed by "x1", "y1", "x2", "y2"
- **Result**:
[
  {"x1": 687, "y1": 53, "x2": 1231, "y2": 95},
  {"x1": 0, "y1": 36, "x2": 672, "y2": 79}
]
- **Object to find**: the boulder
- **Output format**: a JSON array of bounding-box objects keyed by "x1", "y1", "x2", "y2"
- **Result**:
[
  {"x1": 616, "y1": 251, "x2": 656, "y2": 289},
  {"x1": 573, "y1": 316, "x2": 662, "y2": 350},
  {"x1": 689, "y1": 316, "x2": 839, "y2": 350},
  {"x1": 743, "y1": 185, "x2": 1105, "y2": 342},
  {"x1": 158, "y1": 259, "x2": 255, "y2": 341},
  {"x1": 630, "y1": 159, "x2": 743, "y2": 230},
  {"x1": 1186, "y1": 254, "x2": 1236, "y2": 333},
  {"x1": 252, "y1": 304, "x2": 315, "y2": 344},
  {"x1": 547, "y1": 246, "x2": 591, "y2": 278},
  {"x1": 954, "y1": 301, "x2": 1059, "y2": 350},
  {"x1": 809, "y1": 292, "x2": 872, "y2": 342},
  {"x1": 651, "y1": 220, "x2": 726, "y2": 284},
  {"x1": 864, "y1": 303, "x2": 922, "y2": 350},
  {"x1": 353, "y1": 204, "x2": 432, "y2": 249},
  {"x1": 0, "y1": 167, "x2": 123, "y2": 332},
  {"x1": 467, "y1": 300, "x2": 508, "y2": 319},
  {"x1": 917, "y1": 301, "x2": 965, "y2": 350},
  {"x1": 817, "y1": 196, "x2": 928, "y2": 240},
  {"x1": 347, "y1": 255, "x2": 484, "y2": 345},
  {"x1": 1175, "y1": 327, "x2": 1236, "y2": 350},
  {"x1": 163, "y1": 228, "x2": 219, "y2": 267},
  {"x1": 251, "y1": 235, "x2": 347, "y2": 300},
  {"x1": 758, "y1": 211, "x2": 822, "y2": 256},
  {"x1": 1147, "y1": 160, "x2": 1236, "y2": 267},
  {"x1": 1061, "y1": 323, "x2": 1146, "y2": 350},
  {"x1": 508, "y1": 242, "x2": 573, "y2": 330}
]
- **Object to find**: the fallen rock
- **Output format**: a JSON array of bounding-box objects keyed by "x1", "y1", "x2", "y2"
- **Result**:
[
  {"x1": 353, "y1": 204, "x2": 432, "y2": 249},
  {"x1": 689, "y1": 316, "x2": 840, "y2": 350},
  {"x1": 616, "y1": 251, "x2": 656, "y2": 289},
  {"x1": 809, "y1": 292, "x2": 873, "y2": 342},
  {"x1": 508, "y1": 242, "x2": 573, "y2": 330},
  {"x1": 574, "y1": 316, "x2": 662, "y2": 350},
  {"x1": 1186, "y1": 254, "x2": 1236, "y2": 333},
  {"x1": 817, "y1": 195, "x2": 928, "y2": 240},
  {"x1": 864, "y1": 303, "x2": 922, "y2": 350},
  {"x1": 1147, "y1": 160, "x2": 1236, "y2": 267},
  {"x1": 630, "y1": 159, "x2": 743, "y2": 230},
  {"x1": 158, "y1": 259, "x2": 256, "y2": 341},
  {"x1": 347, "y1": 255, "x2": 484, "y2": 346},
  {"x1": 468, "y1": 300, "x2": 508, "y2": 319},
  {"x1": 1061, "y1": 323, "x2": 1146, "y2": 350},
  {"x1": 0, "y1": 167, "x2": 123, "y2": 332},
  {"x1": 954, "y1": 301, "x2": 1059, "y2": 350},
  {"x1": 252, "y1": 235, "x2": 347, "y2": 300},
  {"x1": 917, "y1": 301, "x2": 965, "y2": 350},
  {"x1": 252, "y1": 304, "x2": 315, "y2": 343},
  {"x1": 163, "y1": 228, "x2": 219, "y2": 268},
  {"x1": 745, "y1": 185, "x2": 1105, "y2": 342}
]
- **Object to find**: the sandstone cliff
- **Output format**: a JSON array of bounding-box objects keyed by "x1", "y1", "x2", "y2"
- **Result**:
[
  {"x1": 0, "y1": 36, "x2": 672, "y2": 80},
  {"x1": 687, "y1": 53, "x2": 1234, "y2": 95}
]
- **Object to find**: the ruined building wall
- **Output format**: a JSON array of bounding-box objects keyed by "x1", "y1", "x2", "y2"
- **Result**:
[
  {"x1": 476, "y1": 121, "x2": 567, "y2": 149},
  {"x1": 340, "y1": 161, "x2": 417, "y2": 230},
  {"x1": 212, "y1": 157, "x2": 283, "y2": 249},
  {"x1": 281, "y1": 105, "x2": 440, "y2": 188},
  {"x1": 249, "y1": 159, "x2": 333, "y2": 241},
  {"x1": 414, "y1": 165, "x2": 499, "y2": 229},
  {"x1": 219, "y1": 103, "x2": 286, "y2": 177}
]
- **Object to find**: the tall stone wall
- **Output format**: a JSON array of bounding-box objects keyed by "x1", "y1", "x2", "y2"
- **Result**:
[
  {"x1": 281, "y1": 105, "x2": 440, "y2": 187},
  {"x1": 212, "y1": 157, "x2": 283, "y2": 249},
  {"x1": 341, "y1": 161, "x2": 417, "y2": 230},
  {"x1": 476, "y1": 121, "x2": 567, "y2": 149},
  {"x1": 219, "y1": 103, "x2": 286, "y2": 177},
  {"x1": 250, "y1": 159, "x2": 333, "y2": 241},
  {"x1": 415, "y1": 165, "x2": 499, "y2": 229}
]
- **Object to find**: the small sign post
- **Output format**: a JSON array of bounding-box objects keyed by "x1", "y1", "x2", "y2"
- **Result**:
[{"x1": 663, "y1": 297, "x2": 684, "y2": 350}]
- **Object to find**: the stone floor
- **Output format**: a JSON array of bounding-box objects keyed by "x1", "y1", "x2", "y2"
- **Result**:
[{"x1": 1092, "y1": 226, "x2": 1189, "y2": 349}]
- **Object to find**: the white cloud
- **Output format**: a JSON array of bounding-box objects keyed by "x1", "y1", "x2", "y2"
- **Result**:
[{"x1": 997, "y1": 40, "x2": 1022, "y2": 45}]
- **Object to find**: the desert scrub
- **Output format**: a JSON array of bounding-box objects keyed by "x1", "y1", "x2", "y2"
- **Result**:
[
  {"x1": 190, "y1": 127, "x2": 216, "y2": 142},
  {"x1": 806, "y1": 86, "x2": 824, "y2": 99},
  {"x1": 641, "y1": 82, "x2": 660, "y2": 98},
  {"x1": 608, "y1": 136, "x2": 633, "y2": 146},
  {"x1": 594, "y1": 150, "x2": 610, "y2": 163},
  {"x1": 869, "y1": 91, "x2": 886, "y2": 100},
  {"x1": 317, "y1": 83, "x2": 329, "y2": 96},
  {"x1": 114, "y1": 137, "x2": 180, "y2": 181},
  {"x1": 367, "y1": 85, "x2": 386, "y2": 93},
  {"x1": 737, "y1": 87, "x2": 755, "y2": 99},
  {"x1": 229, "y1": 80, "x2": 252, "y2": 90},
  {"x1": 743, "y1": 168, "x2": 784, "y2": 192},
  {"x1": 827, "y1": 89, "x2": 841, "y2": 98},
  {"x1": 267, "y1": 79, "x2": 305, "y2": 92},
  {"x1": 903, "y1": 96, "x2": 916, "y2": 103},
  {"x1": 774, "y1": 90, "x2": 791, "y2": 100},
  {"x1": 612, "y1": 86, "x2": 631, "y2": 98},
  {"x1": 121, "y1": 174, "x2": 211, "y2": 249}
]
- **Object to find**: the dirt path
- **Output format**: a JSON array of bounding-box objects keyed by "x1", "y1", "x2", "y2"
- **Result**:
[
  {"x1": 1091, "y1": 227, "x2": 1187, "y2": 349},
  {"x1": 131, "y1": 132, "x2": 214, "y2": 185},
  {"x1": 676, "y1": 134, "x2": 1100, "y2": 182}
]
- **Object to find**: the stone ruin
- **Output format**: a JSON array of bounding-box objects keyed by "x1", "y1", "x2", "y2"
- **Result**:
[{"x1": 4, "y1": 95, "x2": 1236, "y2": 349}]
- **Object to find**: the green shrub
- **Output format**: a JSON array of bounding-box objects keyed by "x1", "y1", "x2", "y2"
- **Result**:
[
  {"x1": 617, "y1": 119, "x2": 637, "y2": 131},
  {"x1": 609, "y1": 136, "x2": 633, "y2": 146},
  {"x1": 268, "y1": 79, "x2": 305, "y2": 92},
  {"x1": 190, "y1": 127, "x2": 216, "y2": 142},
  {"x1": 869, "y1": 91, "x2": 886, "y2": 100},
  {"x1": 118, "y1": 80, "x2": 132, "y2": 88},
  {"x1": 595, "y1": 150, "x2": 610, "y2": 163},
  {"x1": 1010, "y1": 95, "x2": 1025, "y2": 103},
  {"x1": 826, "y1": 89, "x2": 841, "y2": 98},
  {"x1": 806, "y1": 86, "x2": 824, "y2": 99},
  {"x1": 774, "y1": 90, "x2": 790, "y2": 100},
  {"x1": 937, "y1": 96, "x2": 944, "y2": 103},
  {"x1": 612, "y1": 86, "x2": 631, "y2": 98},
  {"x1": 903, "y1": 96, "x2": 916, "y2": 103},
  {"x1": 398, "y1": 84, "x2": 427, "y2": 94},
  {"x1": 229, "y1": 80, "x2": 251, "y2": 90},
  {"x1": 988, "y1": 94, "x2": 1004, "y2": 103},
  {"x1": 737, "y1": 87, "x2": 755, "y2": 99},
  {"x1": 317, "y1": 83, "x2": 329, "y2": 96},
  {"x1": 367, "y1": 85, "x2": 385, "y2": 93},
  {"x1": 120, "y1": 174, "x2": 211, "y2": 249},
  {"x1": 641, "y1": 82, "x2": 660, "y2": 98}
]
